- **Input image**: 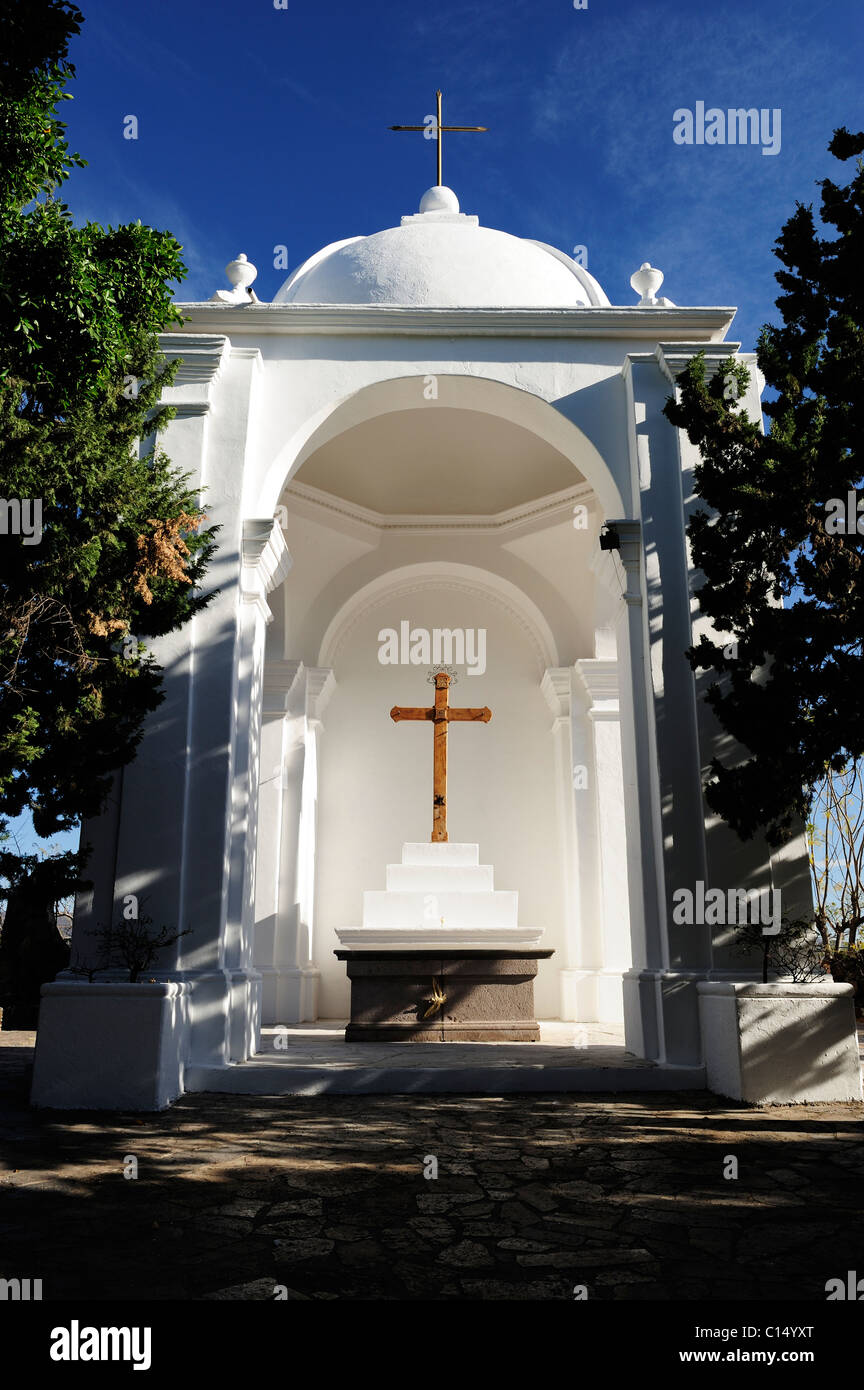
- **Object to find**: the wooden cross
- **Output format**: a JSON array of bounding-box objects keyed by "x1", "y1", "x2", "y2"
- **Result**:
[
  {"x1": 391, "y1": 672, "x2": 491, "y2": 843},
  {"x1": 390, "y1": 89, "x2": 487, "y2": 188}
]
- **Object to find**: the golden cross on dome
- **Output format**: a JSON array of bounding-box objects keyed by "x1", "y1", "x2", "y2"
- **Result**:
[{"x1": 390, "y1": 89, "x2": 487, "y2": 188}]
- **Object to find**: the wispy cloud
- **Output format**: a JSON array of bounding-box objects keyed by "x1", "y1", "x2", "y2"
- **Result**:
[{"x1": 84, "y1": 10, "x2": 201, "y2": 85}]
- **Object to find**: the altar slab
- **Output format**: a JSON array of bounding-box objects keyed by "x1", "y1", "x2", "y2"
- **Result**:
[{"x1": 336, "y1": 947, "x2": 553, "y2": 1041}]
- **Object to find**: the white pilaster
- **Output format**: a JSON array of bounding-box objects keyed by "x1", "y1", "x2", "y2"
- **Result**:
[
  {"x1": 607, "y1": 519, "x2": 670, "y2": 1059},
  {"x1": 255, "y1": 661, "x2": 334, "y2": 1023},
  {"x1": 223, "y1": 519, "x2": 292, "y2": 1061},
  {"x1": 571, "y1": 657, "x2": 631, "y2": 1021},
  {"x1": 541, "y1": 667, "x2": 583, "y2": 1020}
]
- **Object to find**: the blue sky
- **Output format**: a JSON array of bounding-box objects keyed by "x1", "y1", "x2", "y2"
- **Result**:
[
  {"x1": 58, "y1": 0, "x2": 864, "y2": 353},
  {"x1": 10, "y1": 0, "x2": 864, "y2": 863}
]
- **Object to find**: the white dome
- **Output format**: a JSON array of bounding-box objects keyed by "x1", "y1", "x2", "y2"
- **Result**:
[{"x1": 274, "y1": 187, "x2": 609, "y2": 309}]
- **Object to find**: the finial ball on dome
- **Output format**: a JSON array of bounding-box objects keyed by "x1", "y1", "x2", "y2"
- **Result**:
[{"x1": 419, "y1": 185, "x2": 460, "y2": 214}]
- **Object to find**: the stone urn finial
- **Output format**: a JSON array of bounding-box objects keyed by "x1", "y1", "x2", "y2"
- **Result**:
[
  {"x1": 225, "y1": 253, "x2": 257, "y2": 291},
  {"x1": 630, "y1": 261, "x2": 664, "y2": 306},
  {"x1": 211, "y1": 253, "x2": 259, "y2": 304}
]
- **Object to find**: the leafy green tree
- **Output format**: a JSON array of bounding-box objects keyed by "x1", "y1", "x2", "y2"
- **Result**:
[
  {"x1": 664, "y1": 128, "x2": 864, "y2": 847},
  {"x1": 0, "y1": 0, "x2": 217, "y2": 1022}
]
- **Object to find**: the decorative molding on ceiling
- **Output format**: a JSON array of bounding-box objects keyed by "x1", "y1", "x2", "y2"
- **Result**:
[
  {"x1": 317, "y1": 562, "x2": 559, "y2": 673},
  {"x1": 283, "y1": 479, "x2": 595, "y2": 536}
]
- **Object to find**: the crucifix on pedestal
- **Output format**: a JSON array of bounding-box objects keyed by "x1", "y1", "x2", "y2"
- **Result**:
[{"x1": 390, "y1": 670, "x2": 491, "y2": 843}]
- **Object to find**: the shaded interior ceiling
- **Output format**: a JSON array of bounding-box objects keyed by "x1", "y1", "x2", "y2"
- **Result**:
[{"x1": 292, "y1": 408, "x2": 584, "y2": 515}]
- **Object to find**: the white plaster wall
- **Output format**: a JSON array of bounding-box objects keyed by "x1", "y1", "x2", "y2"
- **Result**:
[{"x1": 312, "y1": 587, "x2": 566, "y2": 1018}]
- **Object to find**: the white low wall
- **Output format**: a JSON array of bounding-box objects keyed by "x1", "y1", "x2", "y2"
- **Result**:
[
  {"x1": 31, "y1": 981, "x2": 189, "y2": 1111},
  {"x1": 698, "y1": 981, "x2": 862, "y2": 1104}
]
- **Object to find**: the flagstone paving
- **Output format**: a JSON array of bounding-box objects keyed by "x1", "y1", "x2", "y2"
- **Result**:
[{"x1": 1, "y1": 1031, "x2": 862, "y2": 1301}]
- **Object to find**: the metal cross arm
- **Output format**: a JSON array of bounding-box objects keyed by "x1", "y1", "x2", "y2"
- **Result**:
[{"x1": 390, "y1": 89, "x2": 487, "y2": 187}]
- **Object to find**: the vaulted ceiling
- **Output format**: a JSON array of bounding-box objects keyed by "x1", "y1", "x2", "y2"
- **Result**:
[{"x1": 294, "y1": 408, "x2": 584, "y2": 515}]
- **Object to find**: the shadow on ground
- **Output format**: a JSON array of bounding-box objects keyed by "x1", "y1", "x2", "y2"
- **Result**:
[{"x1": 1, "y1": 1047, "x2": 862, "y2": 1301}]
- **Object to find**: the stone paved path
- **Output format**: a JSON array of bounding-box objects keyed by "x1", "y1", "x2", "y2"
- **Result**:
[{"x1": 1, "y1": 1035, "x2": 863, "y2": 1301}]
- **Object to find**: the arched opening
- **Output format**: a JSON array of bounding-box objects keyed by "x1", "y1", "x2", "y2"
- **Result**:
[
  {"x1": 253, "y1": 373, "x2": 632, "y2": 1027},
  {"x1": 257, "y1": 373, "x2": 626, "y2": 520}
]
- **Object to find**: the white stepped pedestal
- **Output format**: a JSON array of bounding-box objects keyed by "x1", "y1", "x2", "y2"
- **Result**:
[
  {"x1": 385, "y1": 864, "x2": 493, "y2": 892},
  {"x1": 403, "y1": 842, "x2": 479, "y2": 866},
  {"x1": 363, "y1": 890, "x2": 518, "y2": 929},
  {"x1": 336, "y1": 842, "x2": 543, "y2": 950},
  {"x1": 335, "y1": 843, "x2": 551, "y2": 1041}
]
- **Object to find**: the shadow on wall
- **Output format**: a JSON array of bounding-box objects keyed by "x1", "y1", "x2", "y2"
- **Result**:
[{"x1": 736, "y1": 994, "x2": 862, "y2": 1101}]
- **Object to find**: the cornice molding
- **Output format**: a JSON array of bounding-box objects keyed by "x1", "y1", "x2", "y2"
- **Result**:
[
  {"x1": 653, "y1": 341, "x2": 744, "y2": 386},
  {"x1": 601, "y1": 519, "x2": 642, "y2": 607},
  {"x1": 160, "y1": 333, "x2": 228, "y2": 384},
  {"x1": 305, "y1": 667, "x2": 336, "y2": 724},
  {"x1": 157, "y1": 332, "x2": 230, "y2": 418},
  {"x1": 262, "y1": 658, "x2": 303, "y2": 713},
  {"x1": 167, "y1": 304, "x2": 737, "y2": 342},
  {"x1": 241, "y1": 518, "x2": 292, "y2": 622},
  {"x1": 263, "y1": 657, "x2": 302, "y2": 691},
  {"x1": 574, "y1": 658, "x2": 621, "y2": 719},
  {"x1": 261, "y1": 659, "x2": 334, "y2": 722},
  {"x1": 541, "y1": 667, "x2": 572, "y2": 725}
]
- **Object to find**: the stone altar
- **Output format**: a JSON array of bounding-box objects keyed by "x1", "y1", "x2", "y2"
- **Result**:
[{"x1": 335, "y1": 841, "x2": 551, "y2": 1041}]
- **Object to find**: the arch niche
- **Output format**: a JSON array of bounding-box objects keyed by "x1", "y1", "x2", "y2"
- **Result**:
[{"x1": 253, "y1": 374, "x2": 633, "y2": 1025}]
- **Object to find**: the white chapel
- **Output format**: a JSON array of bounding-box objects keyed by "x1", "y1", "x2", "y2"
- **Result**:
[{"x1": 33, "y1": 176, "x2": 857, "y2": 1110}]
